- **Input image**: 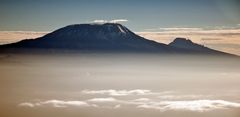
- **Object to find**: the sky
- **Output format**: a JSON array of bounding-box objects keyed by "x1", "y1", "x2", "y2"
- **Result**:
[
  {"x1": 1, "y1": 0, "x2": 240, "y2": 31},
  {"x1": 0, "y1": 0, "x2": 240, "y2": 55}
]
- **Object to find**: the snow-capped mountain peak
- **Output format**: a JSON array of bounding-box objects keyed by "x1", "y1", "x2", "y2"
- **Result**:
[{"x1": 0, "y1": 23, "x2": 235, "y2": 56}]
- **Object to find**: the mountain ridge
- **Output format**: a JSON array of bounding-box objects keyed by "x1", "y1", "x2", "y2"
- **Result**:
[{"x1": 0, "y1": 23, "x2": 236, "y2": 56}]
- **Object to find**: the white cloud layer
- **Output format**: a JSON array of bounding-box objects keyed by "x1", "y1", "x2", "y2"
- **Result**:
[
  {"x1": 19, "y1": 99, "x2": 240, "y2": 112},
  {"x1": 18, "y1": 89, "x2": 240, "y2": 112},
  {"x1": 110, "y1": 19, "x2": 128, "y2": 23},
  {"x1": 18, "y1": 102, "x2": 35, "y2": 108},
  {"x1": 93, "y1": 20, "x2": 108, "y2": 23},
  {"x1": 158, "y1": 28, "x2": 203, "y2": 31},
  {"x1": 93, "y1": 19, "x2": 128, "y2": 23},
  {"x1": 19, "y1": 100, "x2": 90, "y2": 108},
  {"x1": 82, "y1": 89, "x2": 152, "y2": 96},
  {"x1": 157, "y1": 94, "x2": 211, "y2": 100},
  {"x1": 137, "y1": 100, "x2": 240, "y2": 112},
  {"x1": 87, "y1": 97, "x2": 117, "y2": 102}
]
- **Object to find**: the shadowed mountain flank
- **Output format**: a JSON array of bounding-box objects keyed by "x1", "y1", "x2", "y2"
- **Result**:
[{"x1": 0, "y1": 23, "x2": 236, "y2": 56}]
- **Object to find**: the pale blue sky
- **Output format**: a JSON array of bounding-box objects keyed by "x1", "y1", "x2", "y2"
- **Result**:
[{"x1": 0, "y1": 0, "x2": 240, "y2": 31}]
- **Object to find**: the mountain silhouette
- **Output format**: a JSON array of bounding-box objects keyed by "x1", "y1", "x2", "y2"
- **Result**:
[
  {"x1": 1, "y1": 23, "x2": 173, "y2": 52},
  {"x1": 169, "y1": 38, "x2": 219, "y2": 53},
  {"x1": 0, "y1": 23, "x2": 235, "y2": 56}
]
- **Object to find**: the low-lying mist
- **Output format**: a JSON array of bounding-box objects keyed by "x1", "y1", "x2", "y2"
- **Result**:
[{"x1": 0, "y1": 53, "x2": 239, "y2": 117}]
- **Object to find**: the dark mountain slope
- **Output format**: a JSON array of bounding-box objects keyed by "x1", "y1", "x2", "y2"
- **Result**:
[
  {"x1": 1, "y1": 23, "x2": 174, "y2": 52},
  {"x1": 0, "y1": 23, "x2": 236, "y2": 56},
  {"x1": 168, "y1": 38, "x2": 230, "y2": 55}
]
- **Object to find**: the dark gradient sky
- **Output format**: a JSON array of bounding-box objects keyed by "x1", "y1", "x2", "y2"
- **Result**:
[{"x1": 0, "y1": 0, "x2": 240, "y2": 31}]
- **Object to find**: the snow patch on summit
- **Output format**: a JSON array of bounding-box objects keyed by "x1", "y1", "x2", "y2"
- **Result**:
[{"x1": 117, "y1": 25, "x2": 126, "y2": 34}]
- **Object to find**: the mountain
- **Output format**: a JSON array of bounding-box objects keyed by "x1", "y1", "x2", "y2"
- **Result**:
[
  {"x1": 168, "y1": 38, "x2": 224, "y2": 54},
  {"x1": 0, "y1": 23, "x2": 235, "y2": 56},
  {"x1": 0, "y1": 23, "x2": 174, "y2": 53}
]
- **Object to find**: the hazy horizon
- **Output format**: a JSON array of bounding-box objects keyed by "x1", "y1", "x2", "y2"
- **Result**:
[{"x1": 0, "y1": 53, "x2": 240, "y2": 117}]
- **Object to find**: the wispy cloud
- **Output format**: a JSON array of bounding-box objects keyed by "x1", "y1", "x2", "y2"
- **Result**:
[
  {"x1": 137, "y1": 100, "x2": 240, "y2": 112},
  {"x1": 19, "y1": 100, "x2": 90, "y2": 108},
  {"x1": 18, "y1": 89, "x2": 240, "y2": 112},
  {"x1": 159, "y1": 28, "x2": 203, "y2": 31},
  {"x1": 87, "y1": 97, "x2": 117, "y2": 102},
  {"x1": 157, "y1": 94, "x2": 211, "y2": 100},
  {"x1": 18, "y1": 102, "x2": 35, "y2": 108},
  {"x1": 93, "y1": 19, "x2": 128, "y2": 23},
  {"x1": 82, "y1": 89, "x2": 152, "y2": 96},
  {"x1": 139, "y1": 28, "x2": 240, "y2": 35},
  {"x1": 93, "y1": 20, "x2": 108, "y2": 23},
  {"x1": 19, "y1": 99, "x2": 240, "y2": 112},
  {"x1": 110, "y1": 19, "x2": 128, "y2": 23}
]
